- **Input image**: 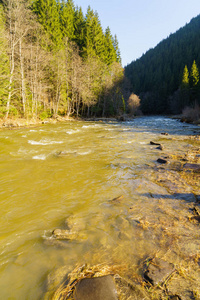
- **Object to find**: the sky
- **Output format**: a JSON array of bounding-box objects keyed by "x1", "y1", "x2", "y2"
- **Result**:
[{"x1": 74, "y1": 0, "x2": 200, "y2": 67}]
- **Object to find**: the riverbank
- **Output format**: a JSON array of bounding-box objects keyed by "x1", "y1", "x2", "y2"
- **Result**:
[
  {"x1": 1, "y1": 113, "x2": 199, "y2": 130},
  {"x1": 0, "y1": 115, "x2": 76, "y2": 129}
]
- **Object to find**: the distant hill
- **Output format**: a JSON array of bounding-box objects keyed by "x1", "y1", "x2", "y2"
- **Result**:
[{"x1": 125, "y1": 14, "x2": 200, "y2": 114}]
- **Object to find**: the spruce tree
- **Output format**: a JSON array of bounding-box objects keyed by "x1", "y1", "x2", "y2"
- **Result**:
[
  {"x1": 33, "y1": 0, "x2": 62, "y2": 48},
  {"x1": 59, "y1": 0, "x2": 75, "y2": 41},
  {"x1": 104, "y1": 27, "x2": 117, "y2": 65},
  {"x1": 190, "y1": 60, "x2": 199, "y2": 87},
  {"x1": 113, "y1": 34, "x2": 121, "y2": 64},
  {"x1": 74, "y1": 6, "x2": 85, "y2": 52}
]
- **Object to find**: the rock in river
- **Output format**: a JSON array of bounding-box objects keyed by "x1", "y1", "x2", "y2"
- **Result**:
[
  {"x1": 150, "y1": 141, "x2": 162, "y2": 146},
  {"x1": 144, "y1": 257, "x2": 175, "y2": 285},
  {"x1": 157, "y1": 158, "x2": 168, "y2": 164},
  {"x1": 52, "y1": 229, "x2": 86, "y2": 240},
  {"x1": 73, "y1": 275, "x2": 118, "y2": 300}
]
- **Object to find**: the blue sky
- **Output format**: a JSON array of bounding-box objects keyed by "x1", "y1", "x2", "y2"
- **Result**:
[{"x1": 75, "y1": 0, "x2": 200, "y2": 67}]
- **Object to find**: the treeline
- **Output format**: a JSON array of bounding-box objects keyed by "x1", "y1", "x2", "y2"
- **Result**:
[
  {"x1": 125, "y1": 14, "x2": 200, "y2": 114},
  {"x1": 0, "y1": 0, "x2": 129, "y2": 120}
]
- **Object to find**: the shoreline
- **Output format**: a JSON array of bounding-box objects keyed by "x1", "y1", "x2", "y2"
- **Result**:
[{"x1": 0, "y1": 114, "x2": 199, "y2": 131}]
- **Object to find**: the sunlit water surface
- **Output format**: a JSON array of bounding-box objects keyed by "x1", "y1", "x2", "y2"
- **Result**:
[{"x1": 0, "y1": 117, "x2": 199, "y2": 299}]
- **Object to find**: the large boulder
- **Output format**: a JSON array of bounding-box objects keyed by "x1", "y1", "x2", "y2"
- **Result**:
[{"x1": 73, "y1": 275, "x2": 118, "y2": 300}]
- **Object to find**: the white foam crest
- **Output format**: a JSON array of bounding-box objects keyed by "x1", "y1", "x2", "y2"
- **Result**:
[
  {"x1": 82, "y1": 124, "x2": 102, "y2": 129},
  {"x1": 66, "y1": 129, "x2": 80, "y2": 134},
  {"x1": 77, "y1": 150, "x2": 92, "y2": 155},
  {"x1": 32, "y1": 154, "x2": 47, "y2": 160},
  {"x1": 28, "y1": 139, "x2": 63, "y2": 145}
]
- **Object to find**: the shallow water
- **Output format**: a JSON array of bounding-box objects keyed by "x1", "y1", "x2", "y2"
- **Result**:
[{"x1": 0, "y1": 116, "x2": 199, "y2": 299}]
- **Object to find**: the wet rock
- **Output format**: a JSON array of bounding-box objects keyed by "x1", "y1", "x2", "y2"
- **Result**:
[
  {"x1": 150, "y1": 141, "x2": 161, "y2": 146},
  {"x1": 157, "y1": 158, "x2": 168, "y2": 164},
  {"x1": 73, "y1": 275, "x2": 118, "y2": 300},
  {"x1": 156, "y1": 145, "x2": 164, "y2": 150},
  {"x1": 183, "y1": 163, "x2": 200, "y2": 172},
  {"x1": 144, "y1": 257, "x2": 175, "y2": 285},
  {"x1": 161, "y1": 132, "x2": 169, "y2": 136}
]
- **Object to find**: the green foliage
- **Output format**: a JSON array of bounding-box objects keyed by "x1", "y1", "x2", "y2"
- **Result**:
[{"x1": 39, "y1": 110, "x2": 52, "y2": 120}]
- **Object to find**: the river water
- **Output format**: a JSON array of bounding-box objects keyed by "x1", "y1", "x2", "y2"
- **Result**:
[{"x1": 0, "y1": 116, "x2": 199, "y2": 299}]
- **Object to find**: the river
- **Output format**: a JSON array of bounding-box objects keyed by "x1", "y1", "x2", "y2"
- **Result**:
[{"x1": 0, "y1": 116, "x2": 199, "y2": 299}]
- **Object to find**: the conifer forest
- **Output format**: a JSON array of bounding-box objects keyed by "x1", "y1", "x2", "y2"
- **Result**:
[{"x1": 125, "y1": 14, "x2": 200, "y2": 116}]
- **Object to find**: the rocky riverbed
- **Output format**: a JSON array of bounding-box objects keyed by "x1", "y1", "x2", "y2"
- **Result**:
[{"x1": 43, "y1": 134, "x2": 200, "y2": 300}]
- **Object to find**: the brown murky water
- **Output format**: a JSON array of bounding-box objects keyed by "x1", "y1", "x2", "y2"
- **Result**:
[{"x1": 0, "y1": 117, "x2": 199, "y2": 299}]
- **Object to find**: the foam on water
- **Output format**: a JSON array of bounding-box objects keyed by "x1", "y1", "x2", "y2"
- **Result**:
[
  {"x1": 66, "y1": 129, "x2": 80, "y2": 134},
  {"x1": 28, "y1": 139, "x2": 63, "y2": 145},
  {"x1": 32, "y1": 154, "x2": 47, "y2": 160}
]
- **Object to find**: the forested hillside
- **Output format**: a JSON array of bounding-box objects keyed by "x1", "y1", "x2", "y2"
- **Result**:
[
  {"x1": 0, "y1": 0, "x2": 128, "y2": 120},
  {"x1": 125, "y1": 14, "x2": 200, "y2": 114}
]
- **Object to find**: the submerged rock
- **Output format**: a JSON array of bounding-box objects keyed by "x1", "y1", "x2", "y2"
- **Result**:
[
  {"x1": 73, "y1": 275, "x2": 118, "y2": 300},
  {"x1": 183, "y1": 163, "x2": 200, "y2": 172},
  {"x1": 144, "y1": 257, "x2": 175, "y2": 285},
  {"x1": 108, "y1": 195, "x2": 124, "y2": 204},
  {"x1": 115, "y1": 276, "x2": 151, "y2": 300},
  {"x1": 52, "y1": 229, "x2": 86, "y2": 240}
]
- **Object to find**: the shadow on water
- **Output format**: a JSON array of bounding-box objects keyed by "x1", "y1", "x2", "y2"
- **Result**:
[{"x1": 141, "y1": 192, "x2": 200, "y2": 203}]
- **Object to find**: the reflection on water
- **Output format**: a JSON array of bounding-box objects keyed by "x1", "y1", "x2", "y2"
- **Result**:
[{"x1": 0, "y1": 116, "x2": 199, "y2": 299}]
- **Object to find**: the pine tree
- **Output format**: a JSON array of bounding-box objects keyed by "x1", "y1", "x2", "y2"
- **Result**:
[
  {"x1": 182, "y1": 65, "x2": 189, "y2": 87},
  {"x1": 190, "y1": 60, "x2": 199, "y2": 87}
]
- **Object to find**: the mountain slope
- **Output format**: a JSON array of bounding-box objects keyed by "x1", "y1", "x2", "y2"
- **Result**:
[{"x1": 125, "y1": 14, "x2": 200, "y2": 113}]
